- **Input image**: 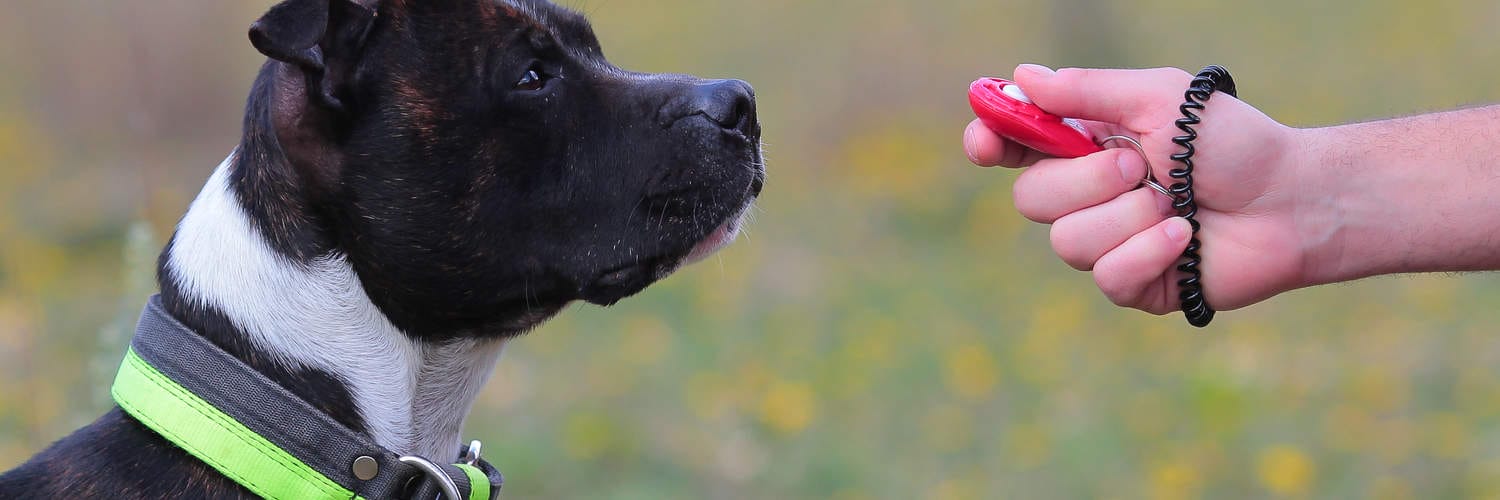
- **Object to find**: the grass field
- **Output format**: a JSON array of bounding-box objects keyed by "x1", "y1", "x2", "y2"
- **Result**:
[{"x1": 3, "y1": 0, "x2": 1500, "y2": 497}]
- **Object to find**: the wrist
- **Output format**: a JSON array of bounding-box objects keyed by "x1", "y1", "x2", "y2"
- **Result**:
[
  {"x1": 1289, "y1": 125, "x2": 1365, "y2": 289},
  {"x1": 1291, "y1": 122, "x2": 1424, "y2": 288},
  {"x1": 1272, "y1": 106, "x2": 1500, "y2": 293}
]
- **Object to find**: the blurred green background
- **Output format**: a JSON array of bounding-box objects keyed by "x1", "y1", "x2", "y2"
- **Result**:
[{"x1": 3, "y1": 0, "x2": 1500, "y2": 498}]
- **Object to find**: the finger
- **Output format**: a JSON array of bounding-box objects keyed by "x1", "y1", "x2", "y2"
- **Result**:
[
  {"x1": 1049, "y1": 188, "x2": 1176, "y2": 271},
  {"x1": 1092, "y1": 217, "x2": 1194, "y2": 314},
  {"x1": 1011, "y1": 64, "x2": 1192, "y2": 130},
  {"x1": 964, "y1": 119, "x2": 1050, "y2": 168},
  {"x1": 1012, "y1": 147, "x2": 1149, "y2": 224}
]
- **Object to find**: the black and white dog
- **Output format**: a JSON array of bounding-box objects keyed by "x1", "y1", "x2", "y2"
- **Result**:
[{"x1": 0, "y1": 0, "x2": 762, "y2": 497}]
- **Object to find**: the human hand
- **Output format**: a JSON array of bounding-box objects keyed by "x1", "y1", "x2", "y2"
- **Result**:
[{"x1": 964, "y1": 65, "x2": 1314, "y2": 314}]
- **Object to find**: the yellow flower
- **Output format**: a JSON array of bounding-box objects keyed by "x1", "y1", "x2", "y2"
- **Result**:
[
  {"x1": 1150, "y1": 460, "x2": 1202, "y2": 500},
  {"x1": 839, "y1": 124, "x2": 948, "y2": 210},
  {"x1": 1427, "y1": 413, "x2": 1471, "y2": 459},
  {"x1": 1258, "y1": 445, "x2": 1316, "y2": 496},
  {"x1": 944, "y1": 344, "x2": 1000, "y2": 401},
  {"x1": 760, "y1": 380, "x2": 817, "y2": 434}
]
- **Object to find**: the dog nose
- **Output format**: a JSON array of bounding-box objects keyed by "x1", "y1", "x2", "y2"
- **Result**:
[{"x1": 691, "y1": 79, "x2": 757, "y2": 135}]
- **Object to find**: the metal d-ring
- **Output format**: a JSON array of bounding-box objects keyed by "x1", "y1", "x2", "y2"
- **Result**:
[
  {"x1": 399, "y1": 456, "x2": 462, "y2": 500},
  {"x1": 1100, "y1": 135, "x2": 1173, "y2": 199},
  {"x1": 462, "y1": 440, "x2": 482, "y2": 466}
]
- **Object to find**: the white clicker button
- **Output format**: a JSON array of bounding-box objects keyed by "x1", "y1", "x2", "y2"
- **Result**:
[{"x1": 1001, "y1": 84, "x2": 1032, "y2": 104}]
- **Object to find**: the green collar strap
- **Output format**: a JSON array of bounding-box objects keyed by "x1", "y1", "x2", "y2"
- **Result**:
[{"x1": 111, "y1": 296, "x2": 501, "y2": 500}]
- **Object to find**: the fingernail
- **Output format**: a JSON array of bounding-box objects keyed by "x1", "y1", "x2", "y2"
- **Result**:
[
  {"x1": 1164, "y1": 217, "x2": 1191, "y2": 242},
  {"x1": 1116, "y1": 150, "x2": 1144, "y2": 187},
  {"x1": 963, "y1": 125, "x2": 982, "y2": 165},
  {"x1": 1017, "y1": 64, "x2": 1055, "y2": 79}
]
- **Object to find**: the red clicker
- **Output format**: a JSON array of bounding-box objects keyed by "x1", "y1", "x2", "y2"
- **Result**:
[{"x1": 968, "y1": 77, "x2": 1103, "y2": 158}]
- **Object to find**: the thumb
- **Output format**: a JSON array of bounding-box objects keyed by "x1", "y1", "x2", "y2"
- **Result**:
[{"x1": 1012, "y1": 65, "x2": 1192, "y2": 129}]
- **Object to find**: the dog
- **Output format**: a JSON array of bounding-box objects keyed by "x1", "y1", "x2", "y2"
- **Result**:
[{"x1": 0, "y1": 0, "x2": 762, "y2": 497}]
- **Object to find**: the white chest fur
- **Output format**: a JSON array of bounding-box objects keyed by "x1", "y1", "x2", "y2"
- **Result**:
[{"x1": 165, "y1": 153, "x2": 506, "y2": 459}]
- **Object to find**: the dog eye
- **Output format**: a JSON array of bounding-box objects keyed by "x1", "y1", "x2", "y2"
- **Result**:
[{"x1": 515, "y1": 69, "x2": 547, "y2": 91}]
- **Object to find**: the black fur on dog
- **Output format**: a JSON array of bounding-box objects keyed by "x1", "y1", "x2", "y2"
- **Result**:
[
  {"x1": 237, "y1": 0, "x2": 763, "y2": 338},
  {"x1": 0, "y1": 0, "x2": 762, "y2": 497}
]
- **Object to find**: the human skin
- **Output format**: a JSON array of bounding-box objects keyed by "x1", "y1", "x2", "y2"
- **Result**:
[{"x1": 964, "y1": 64, "x2": 1500, "y2": 315}]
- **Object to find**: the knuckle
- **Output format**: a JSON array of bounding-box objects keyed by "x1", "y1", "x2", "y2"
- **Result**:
[
  {"x1": 1150, "y1": 67, "x2": 1193, "y2": 85},
  {"x1": 1055, "y1": 67, "x2": 1091, "y2": 87},
  {"x1": 1126, "y1": 188, "x2": 1167, "y2": 217},
  {"x1": 1156, "y1": 66, "x2": 1192, "y2": 79}
]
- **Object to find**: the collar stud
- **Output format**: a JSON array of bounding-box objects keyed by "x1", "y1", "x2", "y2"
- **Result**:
[{"x1": 352, "y1": 456, "x2": 379, "y2": 481}]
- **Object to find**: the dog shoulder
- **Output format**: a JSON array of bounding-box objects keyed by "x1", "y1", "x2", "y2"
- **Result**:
[{"x1": 0, "y1": 408, "x2": 256, "y2": 499}]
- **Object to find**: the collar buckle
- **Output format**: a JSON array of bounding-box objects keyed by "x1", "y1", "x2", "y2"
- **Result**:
[
  {"x1": 399, "y1": 456, "x2": 462, "y2": 500},
  {"x1": 461, "y1": 440, "x2": 483, "y2": 466}
]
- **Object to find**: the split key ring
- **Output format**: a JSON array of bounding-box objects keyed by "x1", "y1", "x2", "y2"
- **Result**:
[{"x1": 1100, "y1": 135, "x2": 1174, "y2": 199}]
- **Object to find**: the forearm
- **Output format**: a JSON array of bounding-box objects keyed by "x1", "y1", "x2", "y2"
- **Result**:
[{"x1": 1296, "y1": 105, "x2": 1500, "y2": 286}]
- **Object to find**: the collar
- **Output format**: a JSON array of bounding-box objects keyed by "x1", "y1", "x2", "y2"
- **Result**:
[{"x1": 111, "y1": 295, "x2": 503, "y2": 500}]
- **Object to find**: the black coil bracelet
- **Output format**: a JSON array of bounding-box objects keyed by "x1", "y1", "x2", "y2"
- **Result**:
[{"x1": 1168, "y1": 66, "x2": 1236, "y2": 328}]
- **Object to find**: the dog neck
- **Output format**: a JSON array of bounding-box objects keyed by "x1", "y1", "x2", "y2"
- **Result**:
[{"x1": 157, "y1": 153, "x2": 505, "y2": 460}]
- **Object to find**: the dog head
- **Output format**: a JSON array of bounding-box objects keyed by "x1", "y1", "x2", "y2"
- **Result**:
[{"x1": 245, "y1": 0, "x2": 763, "y2": 338}]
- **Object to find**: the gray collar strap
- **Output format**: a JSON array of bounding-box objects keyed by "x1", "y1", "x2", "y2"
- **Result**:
[{"x1": 117, "y1": 295, "x2": 502, "y2": 500}]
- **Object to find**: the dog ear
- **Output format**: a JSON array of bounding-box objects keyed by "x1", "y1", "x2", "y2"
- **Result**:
[{"x1": 249, "y1": 0, "x2": 375, "y2": 113}]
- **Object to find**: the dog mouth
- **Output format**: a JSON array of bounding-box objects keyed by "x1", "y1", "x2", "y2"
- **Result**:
[
  {"x1": 682, "y1": 170, "x2": 761, "y2": 265},
  {"x1": 682, "y1": 203, "x2": 751, "y2": 265},
  {"x1": 580, "y1": 204, "x2": 752, "y2": 306},
  {"x1": 580, "y1": 188, "x2": 757, "y2": 306},
  {"x1": 578, "y1": 150, "x2": 763, "y2": 307}
]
